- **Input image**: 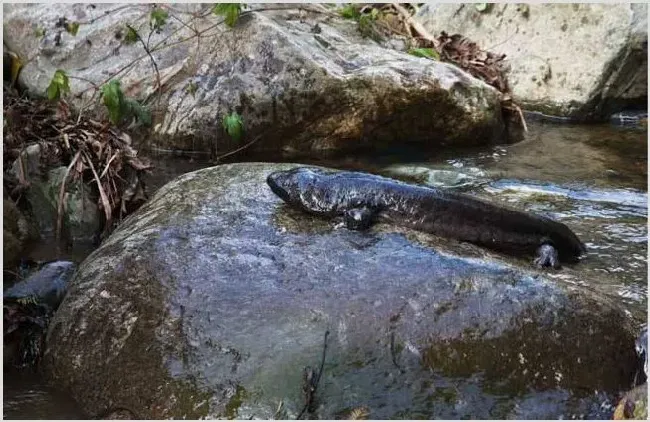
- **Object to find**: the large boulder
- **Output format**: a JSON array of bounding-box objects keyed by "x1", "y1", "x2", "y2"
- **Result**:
[
  {"x1": 44, "y1": 163, "x2": 639, "y2": 419},
  {"x1": 415, "y1": 3, "x2": 648, "y2": 121},
  {"x1": 3, "y1": 4, "x2": 511, "y2": 154}
]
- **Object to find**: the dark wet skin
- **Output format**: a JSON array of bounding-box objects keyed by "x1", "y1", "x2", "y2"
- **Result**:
[{"x1": 267, "y1": 167, "x2": 587, "y2": 268}]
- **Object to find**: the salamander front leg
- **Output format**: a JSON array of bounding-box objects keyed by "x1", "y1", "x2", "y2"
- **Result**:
[
  {"x1": 534, "y1": 243, "x2": 560, "y2": 269},
  {"x1": 343, "y1": 207, "x2": 376, "y2": 231}
]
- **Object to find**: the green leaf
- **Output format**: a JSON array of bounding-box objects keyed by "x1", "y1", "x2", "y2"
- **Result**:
[
  {"x1": 124, "y1": 26, "x2": 138, "y2": 45},
  {"x1": 46, "y1": 69, "x2": 70, "y2": 101},
  {"x1": 124, "y1": 98, "x2": 152, "y2": 126},
  {"x1": 358, "y1": 14, "x2": 374, "y2": 38},
  {"x1": 150, "y1": 6, "x2": 168, "y2": 31},
  {"x1": 408, "y1": 47, "x2": 440, "y2": 61},
  {"x1": 339, "y1": 4, "x2": 360, "y2": 20},
  {"x1": 185, "y1": 81, "x2": 198, "y2": 97},
  {"x1": 65, "y1": 21, "x2": 80, "y2": 36},
  {"x1": 101, "y1": 79, "x2": 125, "y2": 124},
  {"x1": 212, "y1": 3, "x2": 244, "y2": 28},
  {"x1": 34, "y1": 27, "x2": 46, "y2": 38},
  {"x1": 100, "y1": 79, "x2": 151, "y2": 125},
  {"x1": 222, "y1": 112, "x2": 244, "y2": 142}
]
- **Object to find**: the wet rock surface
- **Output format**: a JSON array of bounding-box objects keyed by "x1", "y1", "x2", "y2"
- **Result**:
[
  {"x1": 4, "y1": 260, "x2": 76, "y2": 310},
  {"x1": 4, "y1": 261, "x2": 77, "y2": 368},
  {"x1": 43, "y1": 162, "x2": 641, "y2": 419},
  {"x1": 382, "y1": 164, "x2": 489, "y2": 190},
  {"x1": 415, "y1": 3, "x2": 648, "y2": 121},
  {"x1": 3, "y1": 3, "x2": 509, "y2": 154}
]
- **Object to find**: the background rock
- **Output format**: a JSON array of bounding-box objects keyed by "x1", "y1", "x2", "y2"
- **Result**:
[
  {"x1": 3, "y1": 199, "x2": 39, "y2": 268},
  {"x1": 382, "y1": 164, "x2": 489, "y2": 189},
  {"x1": 4, "y1": 260, "x2": 76, "y2": 310},
  {"x1": 25, "y1": 166, "x2": 100, "y2": 242},
  {"x1": 44, "y1": 163, "x2": 638, "y2": 419},
  {"x1": 3, "y1": 3, "x2": 510, "y2": 155},
  {"x1": 415, "y1": 3, "x2": 648, "y2": 120}
]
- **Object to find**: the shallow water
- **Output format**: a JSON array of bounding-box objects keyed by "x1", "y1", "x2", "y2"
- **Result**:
[
  {"x1": 6, "y1": 121, "x2": 647, "y2": 419},
  {"x1": 2, "y1": 369, "x2": 86, "y2": 419}
]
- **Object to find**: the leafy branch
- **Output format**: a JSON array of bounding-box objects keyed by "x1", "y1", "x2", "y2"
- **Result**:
[
  {"x1": 100, "y1": 79, "x2": 151, "y2": 125},
  {"x1": 408, "y1": 47, "x2": 439, "y2": 60},
  {"x1": 222, "y1": 112, "x2": 244, "y2": 142},
  {"x1": 212, "y1": 3, "x2": 244, "y2": 28},
  {"x1": 46, "y1": 69, "x2": 71, "y2": 101},
  {"x1": 125, "y1": 22, "x2": 162, "y2": 103},
  {"x1": 74, "y1": 5, "x2": 328, "y2": 101}
]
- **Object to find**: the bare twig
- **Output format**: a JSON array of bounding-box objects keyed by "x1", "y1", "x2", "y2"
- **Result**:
[
  {"x1": 214, "y1": 134, "x2": 262, "y2": 161},
  {"x1": 297, "y1": 330, "x2": 330, "y2": 420},
  {"x1": 126, "y1": 24, "x2": 162, "y2": 105},
  {"x1": 3, "y1": 269, "x2": 22, "y2": 279},
  {"x1": 68, "y1": 75, "x2": 100, "y2": 91},
  {"x1": 82, "y1": 150, "x2": 112, "y2": 232},
  {"x1": 167, "y1": 11, "x2": 200, "y2": 37},
  {"x1": 77, "y1": 6, "x2": 320, "y2": 100},
  {"x1": 17, "y1": 148, "x2": 28, "y2": 186},
  {"x1": 99, "y1": 151, "x2": 121, "y2": 179},
  {"x1": 391, "y1": 3, "x2": 440, "y2": 50},
  {"x1": 273, "y1": 400, "x2": 284, "y2": 420},
  {"x1": 76, "y1": 4, "x2": 143, "y2": 25},
  {"x1": 512, "y1": 103, "x2": 528, "y2": 133},
  {"x1": 56, "y1": 150, "x2": 81, "y2": 240}
]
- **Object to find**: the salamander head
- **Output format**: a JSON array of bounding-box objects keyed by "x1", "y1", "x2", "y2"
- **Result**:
[{"x1": 267, "y1": 167, "x2": 331, "y2": 211}]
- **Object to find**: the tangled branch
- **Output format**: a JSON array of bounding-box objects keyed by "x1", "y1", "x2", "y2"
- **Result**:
[{"x1": 3, "y1": 87, "x2": 152, "y2": 239}]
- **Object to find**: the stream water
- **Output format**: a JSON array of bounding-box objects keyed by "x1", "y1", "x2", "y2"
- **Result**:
[{"x1": 3, "y1": 121, "x2": 647, "y2": 419}]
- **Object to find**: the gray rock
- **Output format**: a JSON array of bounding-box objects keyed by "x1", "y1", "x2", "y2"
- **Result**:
[
  {"x1": 4, "y1": 261, "x2": 76, "y2": 310},
  {"x1": 10, "y1": 144, "x2": 46, "y2": 182},
  {"x1": 26, "y1": 166, "x2": 100, "y2": 242},
  {"x1": 415, "y1": 3, "x2": 647, "y2": 120},
  {"x1": 383, "y1": 164, "x2": 489, "y2": 189},
  {"x1": 3, "y1": 199, "x2": 39, "y2": 268},
  {"x1": 6, "y1": 145, "x2": 100, "y2": 242},
  {"x1": 3, "y1": 4, "x2": 510, "y2": 154},
  {"x1": 44, "y1": 163, "x2": 637, "y2": 419}
]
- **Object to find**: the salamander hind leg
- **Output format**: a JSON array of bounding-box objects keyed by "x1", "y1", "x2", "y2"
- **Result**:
[
  {"x1": 343, "y1": 207, "x2": 376, "y2": 231},
  {"x1": 534, "y1": 243, "x2": 560, "y2": 269}
]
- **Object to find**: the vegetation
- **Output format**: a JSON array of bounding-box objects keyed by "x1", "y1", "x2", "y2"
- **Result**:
[
  {"x1": 100, "y1": 79, "x2": 151, "y2": 125},
  {"x1": 212, "y1": 3, "x2": 244, "y2": 28},
  {"x1": 222, "y1": 112, "x2": 244, "y2": 143},
  {"x1": 4, "y1": 3, "x2": 262, "y2": 238},
  {"x1": 46, "y1": 69, "x2": 70, "y2": 101},
  {"x1": 7, "y1": 2, "x2": 524, "y2": 241},
  {"x1": 407, "y1": 47, "x2": 439, "y2": 60}
]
